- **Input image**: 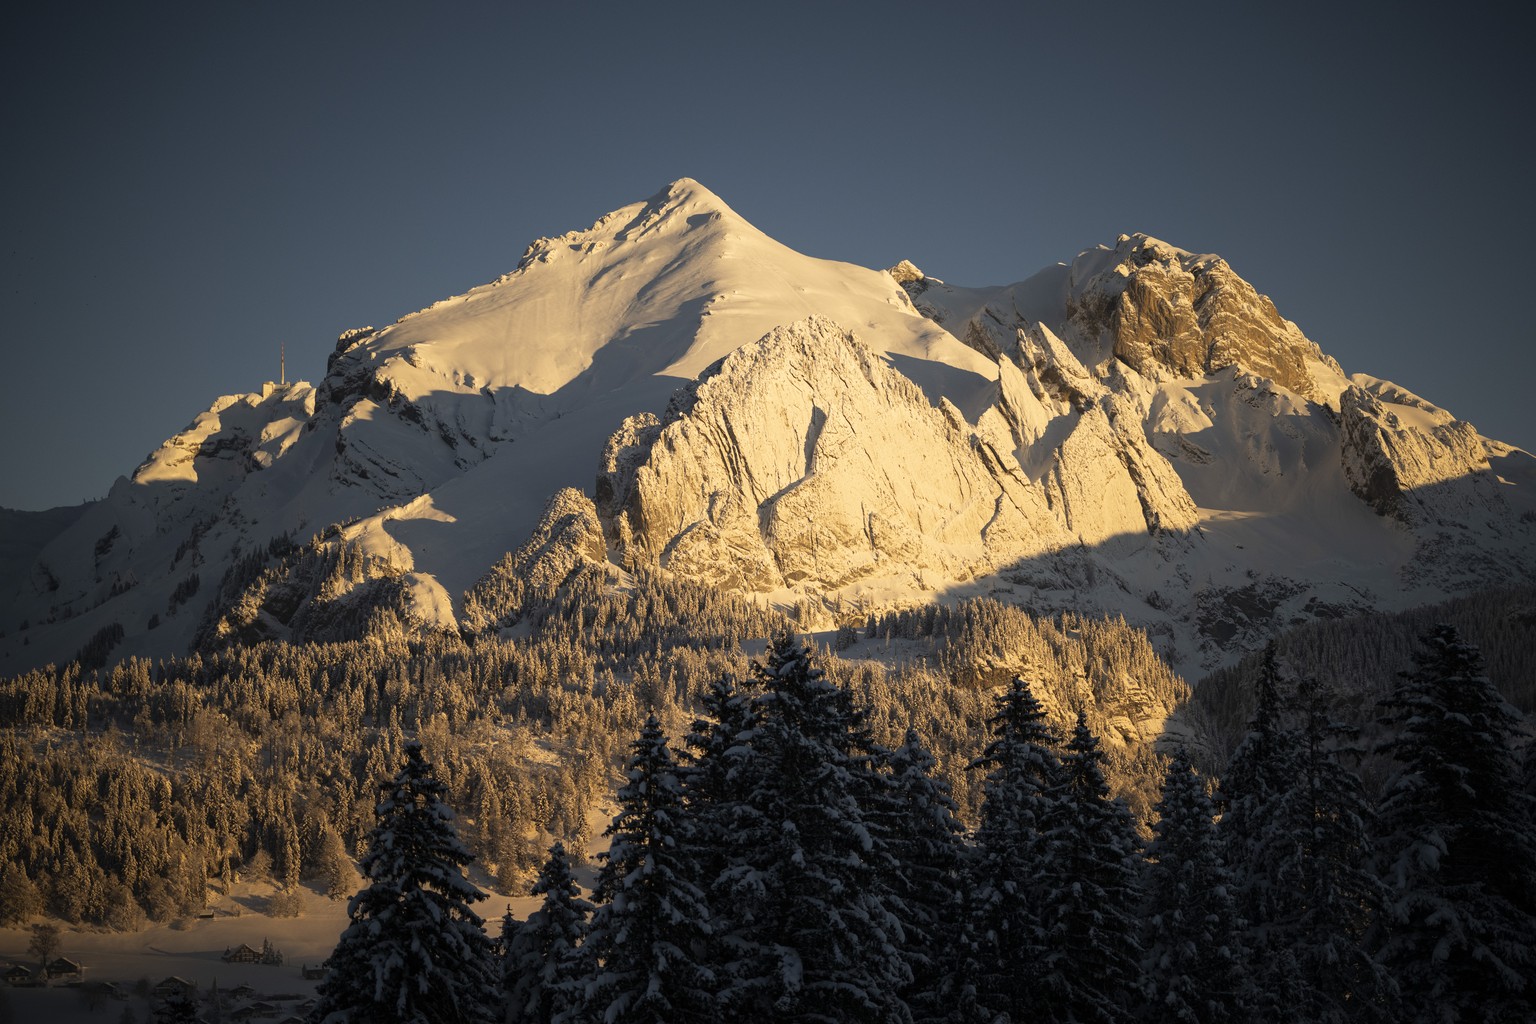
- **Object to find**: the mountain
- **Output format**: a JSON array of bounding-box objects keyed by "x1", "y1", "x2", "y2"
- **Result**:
[{"x1": 3, "y1": 180, "x2": 1532, "y2": 679}]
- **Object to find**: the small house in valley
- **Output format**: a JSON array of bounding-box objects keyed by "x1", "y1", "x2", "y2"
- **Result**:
[
  {"x1": 153, "y1": 976, "x2": 196, "y2": 999},
  {"x1": 45, "y1": 957, "x2": 83, "y2": 981},
  {"x1": 223, "y1": 943, "x2": 263, "y2": 964}
]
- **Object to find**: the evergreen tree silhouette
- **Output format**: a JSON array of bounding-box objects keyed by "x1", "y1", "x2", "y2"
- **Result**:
[
  {"x1": 1141, "y1": 748, "x2": 1252, "y2": 1024},
  {"x1": 311, "y1": 739, "x2": 498, "y2": 1024},
  {"x1": 152, "y1": 986, "x2": 199, "y2": 1024},
  {"x1": 505, "y1": 842, "x2": 591, "y2": 1024},
  {"x1": 1217, "y1": 645, "x2": 1302, "y2": 1018},
  {"x1": 1035, "y1": 712, "x2": 1143, "y2": 1024},
  {"x1": 880, "y1": 728, "x2": 968, "y2": 1023},
  {"x1": 710, "y1": 632, "x2": 910, "y2": 1022},
  {"x1": 572, "y1": 715, "x2": 715, "y2": 1023},
  {"x1": 1375, "y1": 625, "x2": 1536, "y2": 1022},
  {"x1": 1279, "y1": 674, "x2": 1392, "y2": 1022},
  {"x1": 968, "y1": 672, "x2": 1061, "y2": 1021}
]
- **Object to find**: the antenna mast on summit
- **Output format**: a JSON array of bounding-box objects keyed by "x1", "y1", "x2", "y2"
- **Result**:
[{"x1": 281, "y1": 343, "x2": 286, "y2": 386}]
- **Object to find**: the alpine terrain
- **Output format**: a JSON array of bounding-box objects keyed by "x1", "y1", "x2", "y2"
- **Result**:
[
  {"x1": 3, "y1": 178, "x2": 1530, "y2": 680},
  {"x1": 5, "y1": 180, "x2": 1536, "y2": 1024}
]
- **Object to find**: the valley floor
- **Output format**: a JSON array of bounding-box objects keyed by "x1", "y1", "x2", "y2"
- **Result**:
[{"x1": 0, "y1": 815, "x2": 610, "y2": 1024}]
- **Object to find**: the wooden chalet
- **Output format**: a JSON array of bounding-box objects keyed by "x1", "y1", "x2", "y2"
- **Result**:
[
  {"x1": 46, "y1": 956, "x2": 83, "y2": 980},
  {"x1": 153, "y1": 976, "x2": 196, "y2": 998}
]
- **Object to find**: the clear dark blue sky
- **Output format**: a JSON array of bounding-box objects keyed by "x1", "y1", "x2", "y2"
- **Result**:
[{"x1": 3, "y1": 2, "x2": 1530, "y2": 510}]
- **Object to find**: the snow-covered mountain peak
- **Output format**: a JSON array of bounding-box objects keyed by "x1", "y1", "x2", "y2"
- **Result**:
[
  {"x1": 514, "y1": 177, "x2": 750, "y2": 270},
  {"x1": 322, "y1": 178, "x2": 985, "y2": 410},
  {"x1": 1, "y1": 180, "x2": 1531, "y2": 681},
  {"x1": 131, "y1": 381, "x2": 316, "y2": 490},
  {"x1": 1069, "y1": 231, "x2": 1198, "y2": 280}
]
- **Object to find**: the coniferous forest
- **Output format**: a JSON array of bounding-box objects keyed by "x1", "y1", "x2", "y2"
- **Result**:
[
  {"x1": 314, "y1": 629, "x2": 1536, "y2": 1023},
  {"x1": 0, "y1": 576, "x2": 1533, "y2": 1022}
]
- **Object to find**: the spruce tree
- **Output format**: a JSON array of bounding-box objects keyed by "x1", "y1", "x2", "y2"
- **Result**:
[
  {"x1": 1221, "y1": 652, "x2": 1393, "y2": 1022},
  {"x1": 1217, "y1": 645, "x2": 1300, "y2": 1018},
  {"x1": 1375, "y1": 625, "x2": 1536, "y2": 1022},
  {"x1": 679, "y1": 673, "x2": 755, "y2": 887},
  {"x1": 572, "y1": 715, "x2": 715, "y2": 1023},
  {"x1": 678, "y1": 672, "x2": 755, "y2": 1009},
  {"x1": 1035, "y1": 712, "x2": 1143, "y2": 1024},
  {"x1": 1280, "y1": 674, "x2": 1392, "y2": 1022},
  {"x1": 967, "y1": 673, "x2": 1062, "y2": 1022},
  {"x1": 1141, "y1": 748, "x2": 1251, "y2": 1024},
  {"x1": 1219, "y1": 646, "x2": 1299, "y2": 929},
  {"x1": 710, "y1": 632, "x2": 911, "y2": 1023},
  {"x1": 311, "y1": 740, "x2": 499, "y2": 1024},
  {"x1": 494, "y1": 906, "x2": 519, "y2": 963},
  {"x1": 880, "y1": 729, "x2": 968, "y2": 1023},
  {"x1": 505, "y1": 842, "x2": 592, "y2": 1024}
]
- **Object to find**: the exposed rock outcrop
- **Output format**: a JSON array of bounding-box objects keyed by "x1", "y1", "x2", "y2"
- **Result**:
[
  {"x1": 1339, "y1": 381, "x2": 1503, "y2": 524},
  {"x1": 596, "y1": 315, "x2": 1200, "y2": 599},
  {"x1": 599, "y1": 316, "x2": 1068, "y2": 592},
  {"x1": 1065, "y1": 234, "x2": 1343, "y2": 401}
]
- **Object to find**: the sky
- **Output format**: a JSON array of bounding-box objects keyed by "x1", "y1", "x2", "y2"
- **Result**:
[{"x1": 2, "y1": 1, "x2": 1531, "y2": 510}]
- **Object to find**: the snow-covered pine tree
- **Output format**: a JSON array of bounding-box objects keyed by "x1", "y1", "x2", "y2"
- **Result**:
[
  {"x1": 1141, "y1": 747, "x2": 1251, "y2": 1024},
  {"x1": 879, "y1": 728, "x2": 969, "y2": 1023},
  {"x1": 505, "y1": 842, "x2": 592, "y2": 1024},
  {"x1": 310, "y1": 739, "x2": 499, "y2": 1024},
  {"x1": 967, "y1": 672, "x2": 1062, "y2": 1022},
  {"x1": 1374, "y1": 625, "x2": 1536, "y2": 1022},
  {"x1": 1221, "y1": 650, "x2": 1395, "y2": 1022},
  {"x1": 1034, "y1": 712, "x2": 1143, "y2": 1024},
  {"x1": 1216, "y1": 644, "x2": 1301, "y2": 1016},
  {"x1": 679, "y1": 673, "x2": 754, "y2": 879},
  {"x1": 710, "y1": 632, "x2": 911, "y2": 1023},
  {"x1": 495, "y1": 906, "x2": 519, "y2": 978},
  {"x1": 1279, "y1": 673, "x2": 1392, "y2": 1022},
  {"x1": 676, "y1": 672, "x2": 755, "y2": 1008},
  {"x1": 571, "y1": 715, "x2": 715, "y2": 1024}
]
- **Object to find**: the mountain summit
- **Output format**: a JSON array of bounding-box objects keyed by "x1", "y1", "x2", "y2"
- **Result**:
[{"x1": 3, "y1": 180, "x2": 1532, "y2": 677}]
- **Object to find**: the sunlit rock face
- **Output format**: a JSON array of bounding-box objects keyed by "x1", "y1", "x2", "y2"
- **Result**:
[
  {"x1": 1339, "y1": 379, "x2": 1503, "y2": 525},
  {"x1": 1065, "y1": 233, "x2": 1343, "y2": 402},
  {"x1": 598, "y1": 315, "x2": 1067, "y2": 592}
]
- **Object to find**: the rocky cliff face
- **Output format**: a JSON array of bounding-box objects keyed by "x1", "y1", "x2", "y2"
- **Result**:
[
  {"x1": 1339, "y1": 376, "x2": 1508, "y2": 525},
  {"x1": 899, "y1": 234, "x2": 1347, "y2": 405},
  {"x1": 1064, "y1": 234, "x2": 1345, "y2": 401},
  {"x1": 598, "y1": 316, "x2": 1059, "y2": 591},
  {"x1": 884, "y1": 234, "x2": 1533, "y2": 672},
  {"x1": 594, "y1": 315, "x2": 1200, "y2": 601}
]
